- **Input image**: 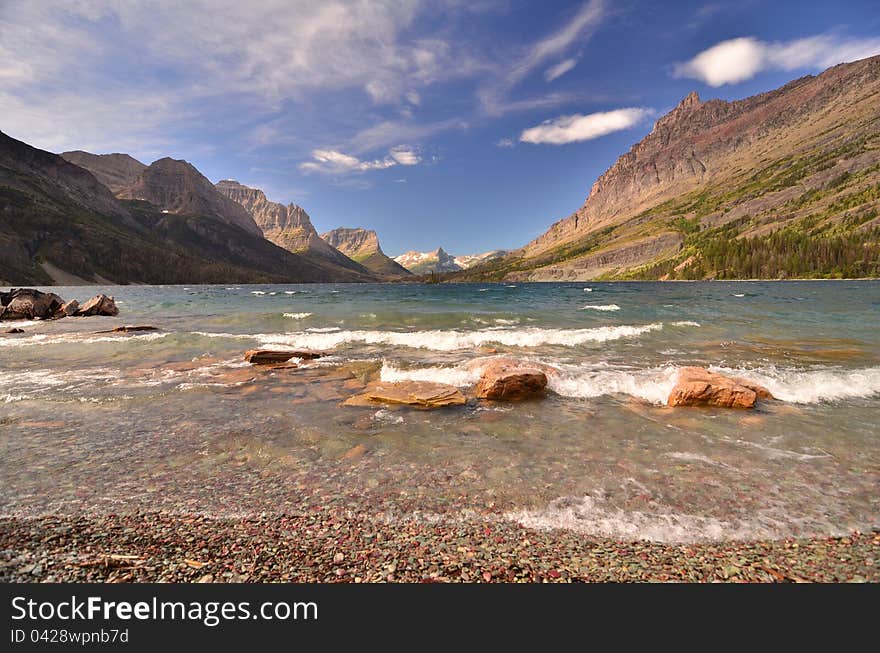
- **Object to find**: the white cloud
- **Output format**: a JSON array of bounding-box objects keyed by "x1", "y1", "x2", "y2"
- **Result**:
[
  {"x1": 299, "y1": 146, "x2": 420, "y2": 175},
  {"x1": 519, "y1": 107, "x2": 651, "y2": 145},
  {"x1": 389, "y1": 147, "x2": 422, "y2": 165},
  {"x1": 545, "y1": 58, "x2": 578, "y2": 82},
  {"x1": 0, "y1": 0, "x2": 468, "y2": 154},
  {"x1": 495, "y1": 137, "x2": 515, "y2": 148},
  {"x1": 673, "y1": 34, "x2": 880, "y2": 87}
]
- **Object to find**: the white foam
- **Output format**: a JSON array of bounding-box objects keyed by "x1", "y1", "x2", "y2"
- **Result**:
[
  {"x1": 380, "y1": 361, "x2": 483, "y2": 387},
  {"x1": 671, "y1": 321, "x2": 701, "y2": 327},
  {"x1": 254, "y1": 323, "x2": 666, "y2": 351},
  {"x1": 580, "y1": 304, "x2": 620, "y2": 312},
  {"x1": 733, "y1": 293, "x2": 745, "y2": 297},
  {"x1": 506, "y1": 494, "x2": 776, "y2": 543},
  {"x1": 583, "y1": 287, "x2": 592, "y2": 292},
  {"x1": 494, "y1": 318, "x2": 520, "y2": 325},
  {"x1": 0, "y1": 332, "x2": 168, "y2": 348},
  {"x1": 283, "y1": 312, "x2": 313, "y2": 320},
  {"x1": 547, "y1": 364, "x2": 679, "y2": 404},
  {"x1": 306, "y1": 327, "x2": 341, "y2": 333},
  {"x1": 251, "y1": 291, "x2": 266, "y2": 295},
  {"x1": 710, "y1": 365, "x2": 880, "y2": 404}
]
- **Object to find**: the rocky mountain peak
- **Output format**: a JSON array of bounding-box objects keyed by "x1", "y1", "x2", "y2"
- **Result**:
[
  {"x1": 60, "y1": 150, "x2": 147, "y2": 194},
  {"x1": 117, "y1": 158, "x2": 262, "y2": 236}
]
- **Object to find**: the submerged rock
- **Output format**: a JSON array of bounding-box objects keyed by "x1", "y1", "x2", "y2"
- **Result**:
[
  {"x1": 0, "y1": 288, "x2": 64, "y2": 320},
  {"x1": 95, "y1": 325, "x2": 159, "y2": 333},
  {"x1": 344, "y1": 381, "x2": 466, "y2": 408},
  {"x1": 75, "y1": 294, "x2": 119, "y2": 317},
  {"x1": 474, "y1": 358, "x2": 548, "y2": 400},
  {"x1": 3, "y1": 327, "x2": 25, "y2": 334},
  {"x1": 667, "y1": 367, "x2": 773, "y2": 409},
  {"x1": 244, "y1": 349, "x2": 324, "y2": 365}
]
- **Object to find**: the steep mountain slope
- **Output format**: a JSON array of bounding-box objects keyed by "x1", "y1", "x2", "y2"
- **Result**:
[
  {"x1": 117, "y1": 160, "x2": 263, "y2": 237},
  {"x1": 0, "y1": 131, "x2": 359, "y2": 284},
  {"x1": 320, "y1": 227, "x2": 412, "y2": 278},
  {"x1": 394, "y1": 247, "x2": 461, "y2": 274},
  {"x1": 458, "y1": 55, "x2": 880, "y2": 281},
  {"x1": 216, "y1": 180, "x2": 376, "y2": 280},
  {"x1": 60, "y1": 151, "x2": 146, "y2": 193}
]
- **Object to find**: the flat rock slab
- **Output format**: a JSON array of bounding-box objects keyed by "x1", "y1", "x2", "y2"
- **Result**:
[
  {"x1": 667, "y1": 367, "x2": 774, "y2": 409},
  {"x1": 474, "y1": 358, "x2": 548, "y2": 400},
  {"x1": 244, "y1": 349, "x2": 325, "y2": 365},
  {"x1": 344, "y1": 381, "x2": 466, "y2": 409},
  {"x1": 95, "y1": 325, "x2": 159, "y2": 333}
]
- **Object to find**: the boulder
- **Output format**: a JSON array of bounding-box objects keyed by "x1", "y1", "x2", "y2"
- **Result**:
[
  {"x1": 75, "y1": 294, "x2": 118, "y2": 317},
  {"x1": 0, "y1": 288, "x2": 64, "y2": 320},
  {"x1": 244, "y1": 349, "x2": 324, "y2": 364},
  {"x1": 667, "y1": 367, "x2": 774, "y2": 409},
  {"x1": 3, "y1": 327, "x2": 25, "y2": 334},
  {"x1": 474, "y1": 358, "x2": 548, "y2": 400},
  {"x1": 344, "y1": 381, "x2": 466, "y2": 408},
  {"x1": 59, "y1": 300, "x2": 80, "y2": 316}
]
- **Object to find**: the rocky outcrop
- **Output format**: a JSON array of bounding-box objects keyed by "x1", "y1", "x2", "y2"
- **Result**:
[
  {"x1": 667, "y1": 367, "x2": 773, "y2": 409},
  {"x1": 75, "y1": 294, "x2": 119, "y2": 317},
  {"x1": 0, "y1": 288, "x2": 64, "y2": 320},
  {"x1": 215, "y1": 180, "x2": 375, "y2": 279},
  {"x1": 344, "y1": 381, "x2": 466, "y2": 408},
  {"x1": 60, "y1": 151, "x2": 146, "y2": 193},
  {"x1": 118, "y1": 160, "x2": 261, "y2": 236},
  {"x1": 393, "y1": 247, "x2": 461, "y2": 274},
  {"x1": 320, "y1": 227, "x2": 412, "y2": 278},
  {"x1": 474, "y1": 359, "x2": 547, "y2": 400},
  {"x1": 244, "y1": 349, "x2": 325, "y2": 364}
]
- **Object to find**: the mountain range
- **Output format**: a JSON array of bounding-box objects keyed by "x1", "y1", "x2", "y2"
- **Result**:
[
  {"x1": 2, "y1": 55, "x2": 878, "y2": 285},
  {"x1": 456, "y1": 54, "x2": 880, "y2": 281},
  {"x1": 392, "y1": 248, "x2": 508, "y2": 274}
]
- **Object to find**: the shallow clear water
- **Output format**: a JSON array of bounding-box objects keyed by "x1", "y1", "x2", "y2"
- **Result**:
[{"x1": 1, "y1": 281, "x2": 878, "y2": 542}]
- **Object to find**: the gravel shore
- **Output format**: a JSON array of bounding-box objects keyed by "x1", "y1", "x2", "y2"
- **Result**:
[{"x1": 1, "y1": 512, "x2": 877, "y2": 583}]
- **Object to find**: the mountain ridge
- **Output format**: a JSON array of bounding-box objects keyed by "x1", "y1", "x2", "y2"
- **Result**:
[{"x1": 455, "y1": 54, "x2": 880, "y2": 281}]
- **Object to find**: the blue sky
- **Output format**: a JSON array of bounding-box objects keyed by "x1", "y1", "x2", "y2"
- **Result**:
[{"x1": 2, "y1": 1, "x2": 880, "y2": 256}]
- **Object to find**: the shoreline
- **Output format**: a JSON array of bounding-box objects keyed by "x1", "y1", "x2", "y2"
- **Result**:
[{"x1": 2, "y1": 512, "x2": 877, "y2": 583}]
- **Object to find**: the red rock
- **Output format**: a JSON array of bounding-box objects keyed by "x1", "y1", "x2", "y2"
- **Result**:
[
  {"x1": 344, "y1": 381, "x2": 466, "y2": 408},
  {"x1": 474, "y1": 358, "x2": 547, "y2": 401},
  {"x1": 667, "y1": 367, "x2": 773, "y2": 409}
]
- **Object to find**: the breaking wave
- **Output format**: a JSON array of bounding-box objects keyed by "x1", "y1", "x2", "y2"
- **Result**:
[
  {"x1": 580, "y1": 304, "x2": 620, "y2": 312},
  {"x1": 254, "y1": 323, "x2": 666, "y2": 351},
  {"x1": 710, "y1": 365, "x2": 880, "y2": 404}
]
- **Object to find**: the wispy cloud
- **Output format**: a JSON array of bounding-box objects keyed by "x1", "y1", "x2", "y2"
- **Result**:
[
  {"x1": 545, "y1": 58, "x2": 579, "y2": 82},
  {"x1": 299, "y1": 146, "x2": 421, "y2": 175},
  {"x1": 519, "y1": 108, "x2": 651, "y2": 145},
  {"x1": 480, "y1": 0, "x2": 608, "y2": 115},
  {"x1": 495, "y1": 137, "x2": 515, "y2": 148},
  {"x1": 672, "y1": 34, "x2": 880, "y2": 86}
]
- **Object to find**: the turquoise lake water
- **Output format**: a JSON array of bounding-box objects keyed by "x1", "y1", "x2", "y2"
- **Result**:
[{"x1": 1, "y1": 281, "x2": 878, "y2": 542}]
